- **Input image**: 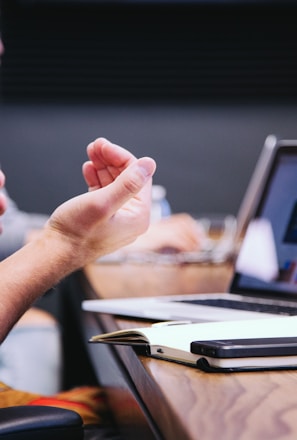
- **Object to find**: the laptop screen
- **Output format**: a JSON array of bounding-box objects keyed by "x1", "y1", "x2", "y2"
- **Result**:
[{"x1": 232, "y1": 143, "x2": 297, "y2": 299}]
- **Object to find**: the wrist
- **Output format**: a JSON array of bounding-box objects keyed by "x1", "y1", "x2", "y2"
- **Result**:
[{"x1": 38, "y1": 227, "x2": 86, "y2": 274}]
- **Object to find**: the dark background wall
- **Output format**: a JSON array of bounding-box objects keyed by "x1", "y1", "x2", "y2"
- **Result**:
[{"x1": 1, "y1": 0, "x2": 297, "y2": 217}]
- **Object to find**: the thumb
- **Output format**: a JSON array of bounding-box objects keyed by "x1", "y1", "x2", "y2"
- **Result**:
[{"x1": 98, "y1": 157, "x2": 156, "y2": 215}]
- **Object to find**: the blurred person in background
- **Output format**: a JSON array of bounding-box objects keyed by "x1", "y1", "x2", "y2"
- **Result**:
[
  {"x1": 0, "y1": 137, "x2": 156, "y2": 428},
  {"x1": 0, "y1": 23, "x2": 203, "y2": 396}
]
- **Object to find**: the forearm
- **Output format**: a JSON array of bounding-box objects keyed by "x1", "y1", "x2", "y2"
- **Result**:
[
  {"x1": 0, "y1": 140, "x2": 156, "y2": 342},
  {"x1": 0, "y1": 231, "x2": 81, "y2": 342}
]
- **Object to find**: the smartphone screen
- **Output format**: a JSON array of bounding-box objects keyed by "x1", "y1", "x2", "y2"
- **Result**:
[{"x1": 191, "y1": 337, "x2": 297, "y2": 358}]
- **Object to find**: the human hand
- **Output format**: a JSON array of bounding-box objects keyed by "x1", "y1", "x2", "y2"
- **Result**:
[
  {"x1": 125, "y1": 213, "x2": 206, "y2": 253},
  {"x1": 46, "y1": 138, "x2": 156, "y2": 266}
]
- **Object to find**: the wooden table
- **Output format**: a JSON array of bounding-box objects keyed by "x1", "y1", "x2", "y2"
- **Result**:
[{"x1": 78, "y1": 261, "x2": 297, "y2": 440}]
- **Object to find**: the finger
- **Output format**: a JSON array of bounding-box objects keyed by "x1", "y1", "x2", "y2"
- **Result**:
[
  {"x1": 83, "y1": 137, "x2": 149, "y2": 191},
  {"x1": 87, "y1": 137, "x2": 136, "y2": 172},
  {"x1": 90, "y1": 156, "x2": 156, "y2": 217},
  {"x1": 86, "y1": 138, "x2": 137, "y2": 188},
  {"x1": 82, "y1": 159, "x2": 142, "y2": 192},
  {"x1": 87, "y1": 138, "x2": 136, "y2": 187},
  {"x1": 82, "y1": 161, "x2": 100, "y2": 191}
]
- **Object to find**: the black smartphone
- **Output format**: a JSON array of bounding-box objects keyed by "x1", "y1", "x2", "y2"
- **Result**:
[{"x1": 191, "y1": 337, "x2": 297, "y2": 359}]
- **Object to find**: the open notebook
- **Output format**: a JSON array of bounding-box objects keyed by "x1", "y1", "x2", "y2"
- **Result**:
[
  {"x1": 83, "y1": 137, "x2": 297, "y2": 324},
  {"x1": 88, "y1": 316, "x2": 297, "y2": 371}
]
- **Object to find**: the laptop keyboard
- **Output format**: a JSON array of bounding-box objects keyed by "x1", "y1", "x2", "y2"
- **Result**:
[{"x1": 178, "y1": 298, "x2": 297, "y2": 316}]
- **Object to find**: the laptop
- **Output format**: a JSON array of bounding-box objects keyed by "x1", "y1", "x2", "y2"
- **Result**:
[
  {"x1": 83, "y1": 137, "x2": 297, "y2": 323},
  {"x1": 235, "y1": 133, "x2": 279, "y2": 240}
]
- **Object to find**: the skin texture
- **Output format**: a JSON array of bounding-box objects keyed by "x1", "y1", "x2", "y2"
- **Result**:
[{"x1": 0, "y1": 137, "x2": 156, "y2": 342}]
